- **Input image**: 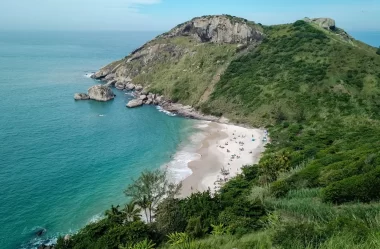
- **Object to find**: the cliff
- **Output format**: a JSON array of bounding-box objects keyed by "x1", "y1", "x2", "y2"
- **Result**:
[
  {"x1": 92, "y1": 15, "x2": 379, "y2": 125},
  {"x1": 92, "y1": 15, "x2": 264, "y2": 108}
]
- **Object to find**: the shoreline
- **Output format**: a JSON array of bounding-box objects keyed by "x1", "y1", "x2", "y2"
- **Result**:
[{"x1": 170, "y1": 120, "x2": 267, "y2": 198}]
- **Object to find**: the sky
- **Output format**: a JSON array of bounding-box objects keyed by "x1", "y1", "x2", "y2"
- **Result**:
[{"x1": 1, "y1": 0, "x2": 379, "y2": 32}]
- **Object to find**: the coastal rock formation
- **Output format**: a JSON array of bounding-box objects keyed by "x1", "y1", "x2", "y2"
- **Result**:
[
  {"x1": 91, "y1": 15, "x2": 264, "y2": 85},
  {"x1": 74, "y1": 93, "x2": 90, "y2": 100},
  {"x1": 88, "y1": 85, "x2": 115, "y2": 102},
  {"x1": 159, "y1": 15, "x2": 263, "y2": 44},
  {"x1": 304, "y1": 17, "x2": 336, "y2": 30},
  {"x1": 115, "y1": 81, "x2": 125, "y2": 90},
  {"x1": 126, "y1": 99, "x2": 143, "y2": 108}
]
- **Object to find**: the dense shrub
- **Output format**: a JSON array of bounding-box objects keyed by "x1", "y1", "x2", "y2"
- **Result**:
[{"x1": 322, "y1": 168, "x2": 380, "y2": 204}]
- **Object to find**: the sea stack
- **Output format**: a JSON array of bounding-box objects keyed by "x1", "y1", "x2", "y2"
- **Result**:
[{"x1": 87, "y1": 85, "x2": 115, "y2": 102}]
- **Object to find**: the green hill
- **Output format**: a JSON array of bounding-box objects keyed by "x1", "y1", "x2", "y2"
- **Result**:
[{"x1": 58, "y1": 15, "x2": 380, "y2": 249}]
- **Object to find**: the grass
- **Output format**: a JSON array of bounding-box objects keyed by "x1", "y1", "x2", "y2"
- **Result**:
[
  {"x1": 132, "y1": 36, "x2": 237, "y2": 107},
  {"x1": 204, "y1": 21, "x2": 380, "y2": 125}
]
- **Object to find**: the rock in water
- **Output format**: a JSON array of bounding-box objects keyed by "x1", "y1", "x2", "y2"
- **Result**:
[
  {"x1": 126, "y1": 99, "x2": 143, "y2": 108},
  {"x1": 115, "y1": 81, "x2": 125, "y2": 90},
  {"x1": 88, "y1": 85, "x2": 115, "y2": 102},
  {"x1": 35, "y1": 228, "x2": 46, "y2": 237},
  {"x1": 139, "y1": 95, "x2": 147, "y2": 100},
  {"x1": 74, "y1": 93, "x2": 90, "y2": 100}
]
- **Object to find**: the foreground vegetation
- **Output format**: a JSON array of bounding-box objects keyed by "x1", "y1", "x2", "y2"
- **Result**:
[{"x1": 57, "y1": 20, "x2": 380, "y2": 248}]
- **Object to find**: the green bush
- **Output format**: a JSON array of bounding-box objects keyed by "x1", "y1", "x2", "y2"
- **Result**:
[
  {"x1": 271, "y1": 179, "x2": 291, "y2": 198},
  {"x1": 272, "y1": 222, "x2": 327, "y2": 248},
  {"x1": 322, "y1": 168, "x2": 380, "y2": 204}
]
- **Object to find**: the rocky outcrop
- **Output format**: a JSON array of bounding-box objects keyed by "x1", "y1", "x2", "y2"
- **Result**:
[
  {"x1": 304, "y1": 17, "x2": 336, "y2": 30},
  {"x1": 115, "y1": 81, "x2": 126, "y2": 90},
  {"x1": 91, "y1": 15, "x2": 264, "y2": 83},
  {"x1": 74, "y1": 93, "x2": 90, "y2": 100},
  {"x1": 160, "y1": 15, "x2": 263, "y2": 44},
  {"x1": 126, "y1": 99, "x2": 143, "y2": 108},
  {"x1": 125, "y1": 86, "x2": 228, "y2": 122},
  {"x1": 88, "y1": 85, "x2": 115, "y2": 102}
]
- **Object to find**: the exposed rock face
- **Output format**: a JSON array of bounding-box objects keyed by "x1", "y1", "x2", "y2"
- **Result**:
[
  {"x1": 88, "y1": 85, "x2": 115, "y2": 102},
  {"x1": 160, "y1": 15, "x2": 263, "y2": 44},
  {"x1": 139, "y1": 95, "x2": 147, "y2": 100},
  {"x1": 304, "y1": 17, "x2": 336, "y2": 30},
  {"x1": 126, "y1": 99, "x2": 143, "y2": 108},
  {"x1": 91, "y1": 15, "x2": 264, "y2": 82},
  {"x1": 74, "y1": 93, "x2": 90, "y2": 100},
  {"x1": 115, "y1": 81, "x2": 125, "y2": 90}
]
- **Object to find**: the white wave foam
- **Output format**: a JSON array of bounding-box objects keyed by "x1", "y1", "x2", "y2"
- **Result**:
[
  {"x1": 164, "y1": 121, "x2": 209, "y2": 183},
  {"x1": 156, "y1": 106, "x2": 176, "y2": 117},
  {"x1": 88, "y1": 213, "x2": 104, "y2": 224},
  {"x1": 84, "y1": 72, "x2": 94, "y2": 78}
]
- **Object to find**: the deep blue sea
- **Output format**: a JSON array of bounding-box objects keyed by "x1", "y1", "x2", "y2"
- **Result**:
[
  {"x1": 0, "y1": 30, "x2": 378, "y2": 249},
  {"x1": 0, "y1": 31, "x2": 198, "y2": 249}
]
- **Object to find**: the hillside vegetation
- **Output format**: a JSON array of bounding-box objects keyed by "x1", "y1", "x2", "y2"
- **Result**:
[{"x1": 58, "y1": 16, "x2": 380, "y2": 249}]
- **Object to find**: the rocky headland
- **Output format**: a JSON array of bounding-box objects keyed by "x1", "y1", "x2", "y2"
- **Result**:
[
  {"x1": 74, "y1": 85, "x2": 115, "y2": 102},
  {"x1": 77, "y1": 14, "x2": 362, "y2": 125}
]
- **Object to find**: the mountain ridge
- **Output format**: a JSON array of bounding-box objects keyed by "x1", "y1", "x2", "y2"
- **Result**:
[{"x1": 58, "y1": 14, "x2": 380, "y2": 249}]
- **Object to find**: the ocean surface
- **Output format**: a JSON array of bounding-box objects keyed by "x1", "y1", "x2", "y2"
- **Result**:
[
  {"x1": 0, "y1": 31, "x2": 200, "y2": 249},
  {"x1": 0, "y1": 30, "x2": 378, "y2": 249}
]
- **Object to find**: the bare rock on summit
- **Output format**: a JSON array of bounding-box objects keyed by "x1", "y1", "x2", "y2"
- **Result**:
[
  {"x1": 304, "y1": 17, "x2": 336, "y2": 30},
  {"x1": 160, "y1": 15, "x2": 263, "y2": 44},
  {"x1": 88, "y1": 85, "x2": 115, "y2": 102}
]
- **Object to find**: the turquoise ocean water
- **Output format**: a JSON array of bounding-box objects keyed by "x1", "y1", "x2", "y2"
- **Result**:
[
  {"x1": 0, "y1": 30, "x2": 378, "y2": 249},
  {"x1": 0, "y1": 31, "x2": 198, "y2": 249}
]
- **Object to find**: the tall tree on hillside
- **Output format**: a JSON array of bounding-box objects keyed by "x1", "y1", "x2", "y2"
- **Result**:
[
  {"x1": 377, "y1": 46, "x2": 380, "y2": 55},
  {"x1": 122, "y1": 201, "x2": 141, "y2": 223},
  {"x1": 105, "y1": 205, "x2": 122, "y2": 224},
  {"x1": 124, "y1": 169, "x2": 182, "y2": 223}
]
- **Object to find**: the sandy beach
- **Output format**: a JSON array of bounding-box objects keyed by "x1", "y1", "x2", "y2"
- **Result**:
[{"x1": 179, "y1": 121, "x2": 267, "y2": 197}]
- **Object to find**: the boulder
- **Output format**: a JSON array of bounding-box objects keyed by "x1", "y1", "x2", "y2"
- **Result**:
[
  {"x1": 64, "y1": 234, "x2": 71, "y2": 241},
  {"x1": 126, "y1": 83, "x2": 135, "y2": 90},
  {"x1": 115, "y1": 81, "x2": 125, "y2": 90},
  {"x1": 141, "y1": 89, "x2": 148, "y2": 95},
  {"x1": 74, "y1": 93, "x2": 90, "y2": 100},
  {"x1": 105, "y1": 80, "x2": 117, "y2": 87},
  {"x1": 139, "y1": 95, "x2": 147, "y2": 100},
  {"x1": 104, "y1": 73, "x2": 116, "y2": 81},
  {"x1": 135, "y1": 85, "x2": 143, "y2": 91},
  {"x1": 88, "y1": 85, "x2": 115, "y2": 102},
  {"x1": 126, "y1": 99, "x2": 143, "y2": 108},
  {"x1": 145, "y1": 99, "x2": 153, "y2": 105},
  {"x1": 155, "y1": 95, "x2": 164, "y2": 103}
]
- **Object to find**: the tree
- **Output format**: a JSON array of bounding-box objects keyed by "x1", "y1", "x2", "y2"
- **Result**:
[
  {"x1": 155, "y1": 198, "x2": 187, "y2": 235},
  {"x1": 377, "y1": 46, "x2": 380, "y2": 55},
  {"x1": 105, "y1": 205, "x2": 123, "y2": 224},
  {"x1": 124, "y1": 169, "x2": 182, "y2": 223},
  {"x1": 123, "y1": 201, "x2": 142, "y2": 223}
]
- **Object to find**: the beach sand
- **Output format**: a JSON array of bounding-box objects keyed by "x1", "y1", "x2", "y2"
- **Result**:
[{"x1": 180, "y1": 121, "x2": 267, "y2": 197}]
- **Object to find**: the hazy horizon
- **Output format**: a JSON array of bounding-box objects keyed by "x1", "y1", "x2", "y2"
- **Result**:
[{"x1": 1, "y1": 0, "x2": 379, "y2": 32}]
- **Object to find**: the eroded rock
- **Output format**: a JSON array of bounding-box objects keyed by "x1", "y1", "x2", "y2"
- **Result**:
[
  {"x1": 88, "y1": 85, "x2": 115, "y2": 102},
  {"x1": 74, "y1": 93, "x2": 90, "y2": 100},
  {"x1": 126, "y1": 99, "x2": 143, "y2": 108}
]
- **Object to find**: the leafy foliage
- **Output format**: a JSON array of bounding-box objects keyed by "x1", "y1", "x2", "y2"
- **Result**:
[{"x1": 57, "y1": 19, "x2": 380, "y2": 249}]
